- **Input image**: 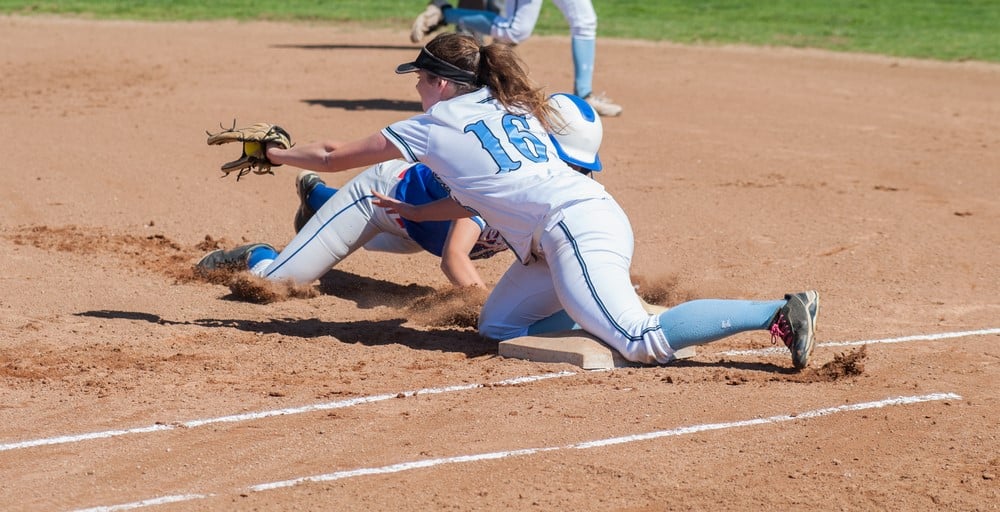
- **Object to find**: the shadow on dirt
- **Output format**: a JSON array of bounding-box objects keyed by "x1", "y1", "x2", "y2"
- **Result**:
[
  {"x1": 76, "y1": 310, "x2": 495, "y2": 358},
  {"x1": 302, "y1": 98, "x2": 423, "y2": 112},
  {"x1": 661, "y1": 346, "x2": 868, "y2": 383},
  {"x1": 316, "y1": 268, "x2": 437, "y2": 308},
  {"x1": 666, "y1": 359, "x2": 798, "y2": 374}
]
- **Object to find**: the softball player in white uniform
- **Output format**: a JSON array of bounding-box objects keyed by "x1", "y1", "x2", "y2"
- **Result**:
[
  {"x1": 197, "y1": 160, "x2": 507, "y2": 287},
  {"x1": 411, "y1": 0, "x2": 622, "y2": 116},
  {"x1": 265, "y1": 34, "x2": 819, "y2": 368}
]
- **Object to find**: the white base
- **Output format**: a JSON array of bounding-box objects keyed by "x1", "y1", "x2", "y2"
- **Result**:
[{"x1": 498, "y1": 330, "x2": 696, "y2": 370}]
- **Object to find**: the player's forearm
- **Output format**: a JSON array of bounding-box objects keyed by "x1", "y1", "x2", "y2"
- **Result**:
[
  {"x1": 266, "y1": 140, "x2": 335, "y2": 171},
  {"x1": 411, "y1": 197, "x2": 474, "y2": 222},
  {"x1": 440, "y1": 217, "x2": 486, "y2": 287},
  {"x1": 268, "y1": 133, "x2": 400, "y2": 173},
  {"x1": 440, "y1": 254, "x2": 485, "y2": 288},
  {"x1": 370, "y1": 193, "x2": 472, "y2": 222}
]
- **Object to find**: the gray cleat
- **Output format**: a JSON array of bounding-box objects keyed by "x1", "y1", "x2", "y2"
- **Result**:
[
  {"x1": 293, "y1": 170, "x2": 326, "y2": 233},
  {"x1": 196, "y1": 243, "x2": 275, "y2": 273},
  {"x1": 769, "y1": 290, "x2": 820, "y2": 369}
]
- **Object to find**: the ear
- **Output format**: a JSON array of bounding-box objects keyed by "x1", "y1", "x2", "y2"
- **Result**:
[{"x1": 438, "y1": 78, "x2": 458, "y2": 100}]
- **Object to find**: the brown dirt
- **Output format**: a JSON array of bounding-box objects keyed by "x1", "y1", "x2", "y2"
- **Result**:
[{"x1": 1, "y1": 15, "x2": 998, "y2": 512}]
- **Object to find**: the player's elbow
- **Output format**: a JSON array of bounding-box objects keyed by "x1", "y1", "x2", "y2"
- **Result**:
[
  {"x1": 440, "y1": 259, "x2": 484, "y2": 288},
  {"x1": 320, "y1": 151, "x2": 338, "y2": 172},
  {"x1": 439, "y1": 259, "x2": 457, "y2": 283}
]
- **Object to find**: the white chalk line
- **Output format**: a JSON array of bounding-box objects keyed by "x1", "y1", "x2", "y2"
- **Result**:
[
  {"x1": 74, "y1": 494, "x2": 211, "y2": 512},
  {"x1": 72, "y1": 392, "x2": 962, "y2": 512},
  {"x1": 718, "y1": 327, "x2": 1000, "y2": 358},
  {"x1": 5, "y1": 327, "x2": 997, "y2": 453},
  {"x1": 0, "y1": 371, "x2": 575, "y2": 453}
]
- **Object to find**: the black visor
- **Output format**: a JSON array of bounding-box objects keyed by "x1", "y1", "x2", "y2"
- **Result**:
[{"x1": 396, "y1": 47, "x2": 478, "y2": 85}]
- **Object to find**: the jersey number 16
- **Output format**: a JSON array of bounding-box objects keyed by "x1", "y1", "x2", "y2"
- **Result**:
[{"x1": 464, "y1": 114, "x2": 549, "y2": 174}]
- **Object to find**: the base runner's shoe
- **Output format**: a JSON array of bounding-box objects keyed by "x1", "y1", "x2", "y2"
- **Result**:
[
  {"x1": 769, "y1": 290, "x2": 820, "y2": 369},
  {"x1": 584, "y1": 93, "x2": 623, "y2": 117},
  {"x1": 196, "y1": 243, "x2": 275, "y2": 273},
  {"x1": 410, "y1": 2, "x2": 448, "y2": 43},
  {"x1": 293, "y1": 170, "x2": 326, "y2": 233}
]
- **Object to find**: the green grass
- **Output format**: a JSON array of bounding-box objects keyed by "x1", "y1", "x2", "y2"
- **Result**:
[
  {"x1": 583, "y1": 0, "x2": 1000, "y2": 62},
  {"x1": 2, "y1": 0, "x2": 998, "y2": 62}
]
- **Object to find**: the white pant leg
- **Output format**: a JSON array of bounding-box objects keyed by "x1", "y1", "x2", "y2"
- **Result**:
[
  {"x1": 550, "y1": 0, "x2": 597, "y2": 39},
  {"x1": 363, "y1": 233, "x2": 423, "y2": 254},
  {"x1": 490, "y1": 0, "x2": 542, "y2": 43},
  {"x1": 540, "y1": 199, "x2": 674, "y2": 364},
  {"x1": 262, "y1": 161, "x2": 412, "y2": 284},
  {"x1": 479, "y1": 257, "x2": 564, "y2": 340}
]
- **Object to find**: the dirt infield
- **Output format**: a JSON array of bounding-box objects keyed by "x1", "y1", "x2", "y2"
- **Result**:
[{"x1": 1, "y1": 15, "x2": 998, "y2": 511}]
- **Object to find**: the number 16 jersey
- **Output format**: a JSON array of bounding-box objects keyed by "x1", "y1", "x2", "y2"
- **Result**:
[{"x1": 382, "y1": 87, "x2": 610, "y2": 263}]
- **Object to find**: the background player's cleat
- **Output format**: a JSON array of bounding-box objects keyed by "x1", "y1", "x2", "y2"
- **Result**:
[
  {"x1": 769, "y1": 290, "x2": 820, "y2": 369},
  {"x1": 293, "y1": 171, "x2": 326, "y2": 233},
  {"x1": 196, "y1": 243, "x2": 276, "y2": 273},
  {"x1": 584, "y1": 93, "x2": 623, "y2": 117},
  {"x1": 410, "y1": 2, "x2": 448, "y2": 43}
]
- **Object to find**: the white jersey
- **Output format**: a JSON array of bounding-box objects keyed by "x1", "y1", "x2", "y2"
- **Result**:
[{"x1": 382, "y1": 87, "x2": 610, "y2": 263}]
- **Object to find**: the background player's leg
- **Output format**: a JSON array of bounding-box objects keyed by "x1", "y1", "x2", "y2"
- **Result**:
[
  {"x1": 570, "y1": 37, "x2": 595, "y2": 99},
  {"x1": 552, "y1": 0, "x2": 596, "y2": 96}
]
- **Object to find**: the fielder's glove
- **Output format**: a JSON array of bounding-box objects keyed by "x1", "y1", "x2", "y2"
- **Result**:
[{"x1": 206, "y1": 121, "x2": 292, "y2": 180}]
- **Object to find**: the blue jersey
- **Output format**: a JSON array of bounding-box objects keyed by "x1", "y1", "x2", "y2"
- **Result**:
[{"x1": 395, "y1": 163, "x2": 484, "y2": 257}]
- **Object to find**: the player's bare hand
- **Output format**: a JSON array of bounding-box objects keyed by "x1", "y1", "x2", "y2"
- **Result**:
[
  {"x1": 370, "y1": 190, "x2": 400, "y2": 213},
  {"x1": 372, "y1": 190, "x2": 423, "y2": 221}
]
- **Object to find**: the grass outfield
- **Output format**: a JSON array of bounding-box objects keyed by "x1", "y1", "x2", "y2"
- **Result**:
[{"x1": 1, "y1": 0, "x2": 998, "y2": 62}]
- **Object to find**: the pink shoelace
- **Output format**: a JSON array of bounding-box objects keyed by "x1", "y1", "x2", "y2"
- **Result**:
[{"x1": 770, "y1": 313, "x2": 793, "y2": 348}]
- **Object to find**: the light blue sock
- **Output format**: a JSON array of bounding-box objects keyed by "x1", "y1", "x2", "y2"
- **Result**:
[
  {"x1": 658, "y1": 299, "x2": 784, "y2": 350},
  {"x1": 527, "y1": 310, "x2": 580, "y2": 335},
  {"x1": 307, "y1": 184, "x2": 337, "y2": 212},
  {"x1": 443, "y1": 9, "x2": 497, "y2": 36},
  {"x1": 571, "y1": 37, "x2": 595, "y2": 98}
]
